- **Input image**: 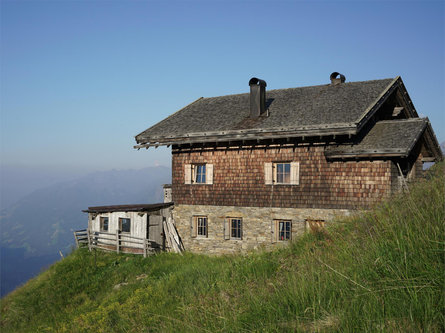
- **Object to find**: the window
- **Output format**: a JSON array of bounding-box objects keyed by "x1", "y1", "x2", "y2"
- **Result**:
[
  {"x1": 191, "y1": 216, "x2": 208, "y2": 238},
  {"x1": 275, "y1": 163, "x2": 290, "y2": 184},
  {"x1": 231, "y1": 218, "x2": 242, "y2": 239},
  {"x1": 119, "y1": 218, "x2": 131, "y2": 233},
  {"x1": 194, "y1": 164, "x2": 206, "y2": 183},
  {"x1": 265, "y1": 162, "x2": 299, "y2": 185},
  {"x1": 224, "y1": 217, "x2": 242, "y2": 240},
  {"x1": 184, "y1": 163, "x2": 213, "y2": 185},
  {"x1": 100, "y1": 217, "x2": 109, "y2": 232},
  {"x1": 271, "y1": 220, "x2": 292, "y2": 242}
]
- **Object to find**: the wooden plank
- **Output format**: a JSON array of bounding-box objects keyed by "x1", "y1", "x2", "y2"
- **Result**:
[
  {"x1": 73, "y1": 231, "x2": 79, "y2": 248},
  {"x1": 116, "y1": 230, "x2": 120, "y2": 254},
  {"x1": 118, "y1": 234, "x2": 147, "y2": 241}
]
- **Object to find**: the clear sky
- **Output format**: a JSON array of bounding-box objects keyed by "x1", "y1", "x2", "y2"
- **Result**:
[{"x1": 1, "y1": 0, "x2": 444, "y2": 172}]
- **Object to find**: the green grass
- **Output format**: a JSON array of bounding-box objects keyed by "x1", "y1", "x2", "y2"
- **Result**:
[{"x1": 1, "y1": 163, "x2": 444, "y2": 332}]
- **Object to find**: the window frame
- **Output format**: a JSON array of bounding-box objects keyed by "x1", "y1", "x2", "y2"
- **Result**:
[
  {"x1": 225, "y1": 217, "x2": 242, "y2": 240},
  {"x1": 119, "y1": 217, "x2": 131, "y2": 233},
  {"x1": 191, "y1": 215, "x2": 208, "y2": 238},
  {"x1": 193, "y1": 164, "x2": 206, "y2": 184},
  {"x1": 100, "y1": 216, "x2": 109, "y2": 232},
  {"x1": 274, "y1": 162, "x2": 291, "y2": 184},
  {"x1": 275, "y1": 219, "x2": 292, "y2": 242}
]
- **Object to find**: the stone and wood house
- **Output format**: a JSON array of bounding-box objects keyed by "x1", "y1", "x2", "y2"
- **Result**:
[{"x1": 132, "y1": 73, "x2": 442, "y2": 254}]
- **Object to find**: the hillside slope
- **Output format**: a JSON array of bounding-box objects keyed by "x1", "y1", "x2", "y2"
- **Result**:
[
  {"x1": 1, "y1": 163, "x2": 443, "y2": 332},
  {"x1": 0, "y1": 166, "x2": 170, "y2": 296}
]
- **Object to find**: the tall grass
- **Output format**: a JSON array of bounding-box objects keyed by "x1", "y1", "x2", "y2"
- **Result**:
[{"x1": 1, "y1": 163, "x2": 443, "y2": 332}]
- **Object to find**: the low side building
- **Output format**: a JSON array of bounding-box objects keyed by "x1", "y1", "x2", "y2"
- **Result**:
[{"x1": 83, "y1": 203, "x2": 173, "y2": 254}]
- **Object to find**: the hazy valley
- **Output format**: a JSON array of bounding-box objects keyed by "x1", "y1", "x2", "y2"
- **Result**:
[{"x1": 0, "y1": 166, "x2": 170, "y2": 296}]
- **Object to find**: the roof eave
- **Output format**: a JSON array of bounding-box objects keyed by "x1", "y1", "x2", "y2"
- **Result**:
[
  {"x1": 134, "y1": 125, "x2": 358, "y2": 149},
  {"x1": 325, "y1": 150, "x2": 410, "y2": 160}
]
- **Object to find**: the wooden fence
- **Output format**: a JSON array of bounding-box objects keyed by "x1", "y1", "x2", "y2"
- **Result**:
[{"x1": 73, "y1": 229, "x2": 158, "y2": 258}]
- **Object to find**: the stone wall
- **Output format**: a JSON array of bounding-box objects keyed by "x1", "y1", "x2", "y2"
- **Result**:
[
  {"x1": 173, "y1": 204, "x2": 354, "y2": 254},
  {"x1": 172, "y1": 145, "x2": 392, "y2": 210}
]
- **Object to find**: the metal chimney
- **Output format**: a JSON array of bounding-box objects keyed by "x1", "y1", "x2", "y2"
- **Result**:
[
  {"x1": 249, "y1": 77, "x2": 267, "y2": 117},
  {"x1": 330, "y1": 72, "x2": 346, "y2": 85}
]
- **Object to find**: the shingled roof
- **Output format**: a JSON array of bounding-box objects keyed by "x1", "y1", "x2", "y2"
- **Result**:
[
  {"x1": 325, "y1": 118, "x2": 431, "y2": 158},
  {"x1": 135, "y1": 77, "x2": 398, "y2": 147}
]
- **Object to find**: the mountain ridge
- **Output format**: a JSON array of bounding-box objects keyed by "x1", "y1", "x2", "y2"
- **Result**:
[{"x1": 0, "y1": 166, "x2": 170, "y2": 295}]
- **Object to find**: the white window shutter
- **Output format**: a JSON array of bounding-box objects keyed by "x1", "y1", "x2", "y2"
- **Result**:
[
  {"x1": 206, "y1": 164, "x2": 213, "y2": 184},
  {"x1": 291, "y1": 162, "x2": 300, "y2": 185},
  {"x1": 264, "y1": 162, "x2": 273, "y2": 185},
  {"x1": 224, "y1": 218, "x2": 230, "y2": 240},
  {"x1": 184, "y1": 164, "x2": 192, "y2": 184},
  {"x1": 271, "y1": 220, "x2": 276, "y2": 243}
]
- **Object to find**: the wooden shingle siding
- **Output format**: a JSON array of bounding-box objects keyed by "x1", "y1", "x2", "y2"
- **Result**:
[{"x1": 172, "y1": 146, "x2": 393, "y2": 210}]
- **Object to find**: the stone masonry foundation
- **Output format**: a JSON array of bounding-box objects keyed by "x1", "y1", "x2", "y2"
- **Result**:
[{"x1": 173, "y1": 204, "x2": 354, "y2": 254}]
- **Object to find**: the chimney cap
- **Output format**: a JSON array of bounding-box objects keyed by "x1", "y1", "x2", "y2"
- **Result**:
[
  {"x1": 330, "y1": 72, "x2": 346, "y2": 84},
  {"x1": 249, "y1": 77, "x2": 267, "y2": 87}
]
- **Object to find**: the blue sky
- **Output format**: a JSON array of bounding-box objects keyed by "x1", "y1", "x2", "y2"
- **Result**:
[{"x1": 1, "y1": 0, "x2": 444, "y2": 171}]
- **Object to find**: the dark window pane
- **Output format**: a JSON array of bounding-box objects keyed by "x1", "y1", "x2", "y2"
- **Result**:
[
  {"x1": 277, "y1": 221, "x2": 291, "y2": 241},
  {"x1": 101, "y1": 217, "x2": 109, "y2": 231},
  {"x1": 121, "y1": 218, "x2": 131, "y2": 233},
  {"x1": 276, "y1": 163, "x2": 291, "y2": 184},
  {"x1": 195, "y1": 165, "x2": 206, "y2": 183},
  {"x1": 197, "y1": 217, "x2": 207, "y2": 236},
  {"x1": 231, "y1": 219, "x2": 241, "y2": 239}
]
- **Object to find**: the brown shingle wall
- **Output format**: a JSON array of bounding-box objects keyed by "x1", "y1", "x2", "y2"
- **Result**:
[{"x1": 172, "y1": 146, "x2": 392, "y2": 210}]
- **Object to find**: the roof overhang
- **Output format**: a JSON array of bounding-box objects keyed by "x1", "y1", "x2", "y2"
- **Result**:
[
  {"x1": 325, "y1": 118, "x2": 443, "y2": 161},
  {"x1": 134, "y1": 123, "x2": 357, "y2": 149}
]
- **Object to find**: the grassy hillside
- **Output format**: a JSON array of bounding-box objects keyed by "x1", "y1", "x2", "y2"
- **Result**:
[{"x1": 1, "y1": 163, "x2": 444, "y2": 332}]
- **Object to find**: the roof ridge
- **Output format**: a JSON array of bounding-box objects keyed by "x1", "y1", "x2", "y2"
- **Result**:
[
  {"x1": 198, "y1": 77, "x2": 396, "y2": 100},
  {"x1": 376, "y1": 118, "x2": 426, "y2": 124}
]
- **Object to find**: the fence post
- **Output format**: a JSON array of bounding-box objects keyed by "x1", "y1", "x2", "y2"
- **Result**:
[
  {"x1": 87, "y1": 229, "x2": 91, "y2": 252},
  {"x1": 143, "y1": 239, "x2": 147, "y2": 258},
  {"x1": 116, "y1": 230, "x2": 120, "y2": 254}
]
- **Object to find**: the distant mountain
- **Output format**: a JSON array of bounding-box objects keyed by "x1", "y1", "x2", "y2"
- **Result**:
[
  {"x1": 0, "y1": 166, "x2": 170, "y2": 295},
  {"x1": 440, "y1": 141, "x2": 445, "y2": 154},
  {"x1": 0, "y1": 165, "x2": 89, "y2": 211}
]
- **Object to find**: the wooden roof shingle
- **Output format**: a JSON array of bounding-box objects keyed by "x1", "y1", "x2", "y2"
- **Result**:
[{"x1": 135, "y1": 77, "x2": 396, "y2": 147}]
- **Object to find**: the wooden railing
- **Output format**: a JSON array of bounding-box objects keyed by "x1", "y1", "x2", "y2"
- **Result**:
[
  {"x1": 73, "y1": 229, "x2": 158, "y2": 258},
  {"x1": 73, "y1": 229, "x2": 88, "y2": 247}
]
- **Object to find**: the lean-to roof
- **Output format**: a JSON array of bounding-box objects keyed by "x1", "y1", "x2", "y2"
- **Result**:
[
  {"x1": 325, "y1": 118, "x2": 432, "y2": 158},
  {"x1": 83, "y1": 203, "x2": 173, "y2": 214}
]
